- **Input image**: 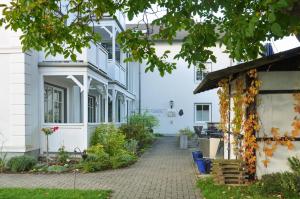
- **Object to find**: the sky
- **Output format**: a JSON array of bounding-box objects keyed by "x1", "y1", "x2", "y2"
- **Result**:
[{"x1": 127, "y1": 11, "x2": 300, "y2": 53}]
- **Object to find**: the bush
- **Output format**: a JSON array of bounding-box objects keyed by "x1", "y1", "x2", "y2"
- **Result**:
[
  {"x1": 47, "y1": 165, "x2": 68, "y2": 173},
  {"x1": 89, "y1": 124, "x2": 126, "y2": 156},
  {"x1": 6, "y1": 155, "x2": 37, "y2": 172},
  {"x1": 124, "y1": 139, "x2": 138, "y2": 155},
  {"x1": 110, "y1": 150, "x2": 137, "y2": 169},
  {"x1": 0, "y1": 158, "x2": 5, "y2": 172},
  {"x1": 259, "y1": 172, "x2": 299, "y2": 196},
  {"x1": 119, "y1": 124, "x2": 155, "y2": 150},
  {"x1": 57, "y1": 146, "x2": 69, "y2": 164},
  {"x1": 288, "y1": 156, "x2": 300, "y2": 175},
  {"x1": 128, "y1": 113, "x2": 159, "y2": 131},
  {"x1": 178, "y1": 127, "x2": 194, "y2": 139}
]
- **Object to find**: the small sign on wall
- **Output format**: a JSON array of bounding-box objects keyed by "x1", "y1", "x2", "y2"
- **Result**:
[{"x1": 167, "y1": 110, "x2": 176, "y2": 117}]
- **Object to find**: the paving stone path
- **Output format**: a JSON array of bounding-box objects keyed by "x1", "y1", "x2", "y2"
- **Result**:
[{"x1": 0, "y1": 137, "x2": 201, "y2": 199}]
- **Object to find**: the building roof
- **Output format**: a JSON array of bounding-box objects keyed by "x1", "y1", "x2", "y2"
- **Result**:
[
  {"x1": 126, "y1": 24, "x2": 188, "y2": 41},
  {"x1": 193, "y1": 46, "x2": 300, "y2": 94}
]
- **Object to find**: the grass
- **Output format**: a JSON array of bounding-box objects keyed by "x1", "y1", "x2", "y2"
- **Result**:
[
  {"x1": 0, "y1": 188, "x2": 111, "y2": 199},
  {"x1": 197, "y1": 177, "x2": 280, "y2": 199}
]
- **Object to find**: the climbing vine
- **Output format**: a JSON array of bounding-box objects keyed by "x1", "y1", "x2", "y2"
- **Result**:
[
  {"x1": 232, "y1": 78, "x2": 245, "y2": 156},
  {"x1": 242, "y1": 69, "x2": 261, "y2": 174},
  {"x1": 217, "y1": 79, "x2": 229, "y2": 135},
  {"x1": 262, "y1": 93, "x2": 300, "y2": 167}
]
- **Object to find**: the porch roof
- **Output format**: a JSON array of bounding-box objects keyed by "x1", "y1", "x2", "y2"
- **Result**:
[{"x1": 193, "y1": 46, "x2": 300, "y2": 94}]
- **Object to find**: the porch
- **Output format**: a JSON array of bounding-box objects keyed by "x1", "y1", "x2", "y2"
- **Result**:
[{"x1": 39, "y1": 65, "x2": 134, "y2": 153}]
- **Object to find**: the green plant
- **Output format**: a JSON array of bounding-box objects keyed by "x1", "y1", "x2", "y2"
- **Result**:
[
  {"x1": 47, "y1": 165, "x2": 68, "y2": 173},
  {"x1": 128, "y1": 113, "x2": 159, "y2": 130},
  {"x1": 178, "y1": 127, "x2": 194, "y2": 139},
  {"x1": 57, "y1": 146, "x2": 69, "y2": 164},
  {"x1": 288, "y1": 156, "x2": 300, "y2": 175},
  {"x1": 0, "y1": 157, "x2": 5, "y2": 172},
  {"x1": 124, "y1": 139, "x2": 138, "y2": 155},
  {"x1": 259, "y1": 172, "x2": 299, "y2": 196},
  {"x1": 90, "y1": 124, "x2": 127, "y2": 156},
  {"x1": 6, "y1": 155, "x2": 37, "y2": 172},
  {"x1": 120, "y1": 124, "x2": 155, "y2": 150},
  {"x1": 110, "y1": 150, "x2": 137, "y2": 169}
]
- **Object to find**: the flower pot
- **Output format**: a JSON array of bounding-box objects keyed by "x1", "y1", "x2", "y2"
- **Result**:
[
  {"x1": 195, "y1": 158, "x2": 206, "y2": 174},
  {"x1": 179, "y1": 135, "x2": 188, "y2": 149},
  {"x1": 192, "y1": 151, "x2": 203, "y2": 161},
  {"x1": 204, "y1": 158, "x2": 212, "y2": 174}
]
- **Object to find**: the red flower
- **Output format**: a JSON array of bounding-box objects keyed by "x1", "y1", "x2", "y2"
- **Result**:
[{"x1": 51, "y1": 126, "x2": 59, "y2": 132}]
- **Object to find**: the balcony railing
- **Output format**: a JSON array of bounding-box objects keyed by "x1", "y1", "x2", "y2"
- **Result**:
[{"x1": 108, "y1": 60, "x2": 126, "y2": 86}]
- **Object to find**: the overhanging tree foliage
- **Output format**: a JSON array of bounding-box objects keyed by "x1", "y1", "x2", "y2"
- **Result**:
[{"x1": 0, "y1": 0, "x2": 299, "y2": 76}]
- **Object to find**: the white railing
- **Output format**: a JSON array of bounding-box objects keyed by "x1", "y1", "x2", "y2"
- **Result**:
[
  {"x1": 41, "y1": 123, "x2": 85, "y2": 152},
  {"x1": 87, "y1": 43, "x2": 108, "y2": 72}
]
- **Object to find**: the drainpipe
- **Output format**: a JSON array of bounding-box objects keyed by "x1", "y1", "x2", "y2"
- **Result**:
[{"x1": 138, "y1": 63, "x2": 141, "y2": 114}]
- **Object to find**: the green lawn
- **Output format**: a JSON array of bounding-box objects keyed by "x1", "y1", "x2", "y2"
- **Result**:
[
  {"x1": 0, "y1": 188, "x2": 111, "y2": 199},
  {"x1": 197, "y1": 177, "x2": 299, "y2": 199}
]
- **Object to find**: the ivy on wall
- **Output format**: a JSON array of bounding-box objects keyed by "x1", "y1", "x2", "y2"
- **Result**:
[
  {"x1": 217, "y1": 79, "x2": 230, "y2": 136},
  {"x1": 262, "y1": 93, "x2": 300, "y2": 167},
  {"x1": 232, "y1": 78, "x2": 245, "y2": 157}
]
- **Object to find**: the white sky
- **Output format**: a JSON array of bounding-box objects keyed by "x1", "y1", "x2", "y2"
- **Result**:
[{"x1": 127, "y1": 12, "x2": 300, "y2": 53}]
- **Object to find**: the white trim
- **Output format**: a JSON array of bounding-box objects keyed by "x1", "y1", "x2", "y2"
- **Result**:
[{"x1": 67, "y1": 75, "x2": 84, "y2": 92}]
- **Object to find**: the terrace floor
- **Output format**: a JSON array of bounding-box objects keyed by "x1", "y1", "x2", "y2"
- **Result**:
[{"x1": 0, "y1": 137, "x2": 201, "y2": 199}]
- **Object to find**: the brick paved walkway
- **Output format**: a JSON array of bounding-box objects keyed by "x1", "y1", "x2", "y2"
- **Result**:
[{"x1": 0, "y1": 137, "x2": 201, "y2": 199}]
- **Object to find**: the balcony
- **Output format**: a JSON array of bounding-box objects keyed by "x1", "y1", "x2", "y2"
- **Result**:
[
  {"x1": 39, "y1": 42, "x2": 109, "y2": 73},
  {"x1": 108, "y1": 60, "x2": 126, "y2": 86}
]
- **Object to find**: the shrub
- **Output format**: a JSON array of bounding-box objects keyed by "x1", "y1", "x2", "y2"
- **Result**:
[
  {"x1": 259, "y1": 172, "x2": 299, "y2": 196},
  {"x1": 57, "y1": 146, "x2": 69, "y2": 164},
  {"x1": 89, "y1": 124, "x2": 126, "y2": 156},
  {"x1": 110, "y1": 150, "x2": 137, "y2": 169},
  {"x1": 6, "y1": 155, "x2": 37, "y2": 172},
  {"x1": 78, "y1": 144, "x2": 111, "y2": 172},
  {"x1": 119, "y1": 124, "x2": 155, "y2": 150},
  {"x1": 47, "y1": 165, "x2": 68, "y2": 173},
  {"x1": 124, "y1": 139, "x2": 138, "y2": 155},
  {"x1": 0, "y1": 158, "x2": 5, "y2": 172},
  {"x1": 288, "y1": 156, "x2": 300, "y2": 175},
  {"x1": 128, "y1": 113, "x2": 159, "y2": 130},
  {"x1": 178, "y1": 127, "x2": 194, "y2": 139}
]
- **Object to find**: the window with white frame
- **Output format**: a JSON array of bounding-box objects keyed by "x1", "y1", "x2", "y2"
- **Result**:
[
  {"x1": 195, "y1": 62, "x2": 212, "y2": 82},
  {"x1": 88, "y1": 95, "x2": 96, "y2": 123},
  {"x1": 44, "y1": 84, "x2": 65, "y2": 123},
  {"x1": 195, "y1": 104, "x2": 211, "y2": 122}
]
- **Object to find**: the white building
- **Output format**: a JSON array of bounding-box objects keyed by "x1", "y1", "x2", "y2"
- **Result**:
[
  {"x1": 127, "y1": 24, "x2": 233, "y2": 135},
  {"x1": 0, "y1": 13, "x2": 233, "y2": 156},
  {"x1": 0, "y1": 12, "x2": 140, "y2": 156}
]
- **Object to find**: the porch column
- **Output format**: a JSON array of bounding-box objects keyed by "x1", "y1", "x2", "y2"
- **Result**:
[
  {"x1": 83, "y1": 74, "x2": 89, "y2": 148},
  {"x1": 39, "y1": 74, "x2": 45, "y2": 154},
  {"x1": 112, "y1": 90, "x2": 116, "y2": 123},
  {"x1": 105, "y1": 87, "x2": 109, "y2": 123}
]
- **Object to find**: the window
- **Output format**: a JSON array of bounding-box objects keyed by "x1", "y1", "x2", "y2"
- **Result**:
[
  {"x1": 44, "y1": 84, "x2": 65, "y2": 123},
  {"x1": 195, "y1": 62, "x2": 212, "y2": 82},
  {"x1": 88, "y1": 95, "x2": 96, "y2": 123},
  {"x1": 195, "y1": 104, "x2": 211, "y2": 122}
]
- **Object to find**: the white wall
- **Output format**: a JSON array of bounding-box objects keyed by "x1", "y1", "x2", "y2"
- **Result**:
[
  {"x1": 140, "y1": 42, "x2": 232, "y2": 134},
  {"x1": 256, "y1": 71, "x2": 300, "y2": 178},
  {"x1": 0, "y1": 23, "x2": 40, "y2": 153}
]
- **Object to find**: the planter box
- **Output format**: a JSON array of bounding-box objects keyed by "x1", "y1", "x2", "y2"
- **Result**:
[{"x1": 179, "y1": 135, "x2": 188, "y2": 149}]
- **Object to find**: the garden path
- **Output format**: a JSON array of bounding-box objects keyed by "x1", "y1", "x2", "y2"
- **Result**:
[{"x1": 0, "y1": 137, "x2": 201, "y2": 199}]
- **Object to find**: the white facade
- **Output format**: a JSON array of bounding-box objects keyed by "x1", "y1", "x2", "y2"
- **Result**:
[
  {"x1": 140, "y1": 42, "x2": 232, "y2": 134},
  {"x1": 0, "y1": 13, "x2": 140, "y2": 155}
]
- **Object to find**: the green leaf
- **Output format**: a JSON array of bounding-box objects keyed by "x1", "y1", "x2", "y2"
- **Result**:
[
  {"x1": 70, "y1": 54, "x2": 77, "y2": 62},
  {"x1": 271, "y1": 23, "x2": 283, "y2": 37}
]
